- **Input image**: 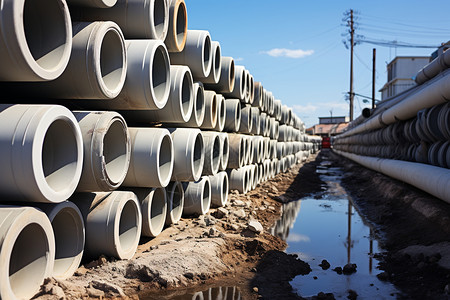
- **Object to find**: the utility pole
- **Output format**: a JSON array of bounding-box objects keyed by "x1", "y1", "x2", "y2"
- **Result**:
[
  {"x1": 349, "y1": 9, "x2": 355, "y2": 121},
  {"x1": 372, "y1": 48, "x2": 376, "y2": 109}
]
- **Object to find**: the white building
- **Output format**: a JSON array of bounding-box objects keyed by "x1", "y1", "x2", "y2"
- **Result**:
[{"x1": 379, "y1": 56, "x2": 430, "y2": 100}]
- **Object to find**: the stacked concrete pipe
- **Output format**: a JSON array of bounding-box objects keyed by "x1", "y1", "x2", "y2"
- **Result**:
[{"x1": 0, "y1": 0, "x2": 315, "y2": 294}]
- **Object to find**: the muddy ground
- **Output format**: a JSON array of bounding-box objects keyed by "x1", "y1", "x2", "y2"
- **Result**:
[{"x1": 34, "y1": 150, "x2": 450, "y2": 300}]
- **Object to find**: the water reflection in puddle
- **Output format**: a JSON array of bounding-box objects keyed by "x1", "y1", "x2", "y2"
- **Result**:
[
  {"x1": 142, "y1": 286, "x2": 241, "y2": 300},
  {"x1": 272, "y1": 160, "x2": 400, "y2": 299}
]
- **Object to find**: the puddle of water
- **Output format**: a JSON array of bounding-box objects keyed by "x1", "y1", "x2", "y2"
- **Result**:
[
  {"x1": 141, "y1": 286, "x2": 241, "y2": 300},
  {"x1": 272, "y1": 160, "x2": 400, "y2": 299}
]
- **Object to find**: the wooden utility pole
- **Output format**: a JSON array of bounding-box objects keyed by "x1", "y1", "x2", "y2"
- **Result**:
[
  {"x1": 349, "y1": 9, "x2": 354, "y2": 121},
  {"x1": 372, "y1": 48, "x2": 376, "y2": 109}
]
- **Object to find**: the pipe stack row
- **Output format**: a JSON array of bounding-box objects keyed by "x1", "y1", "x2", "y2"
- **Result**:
[
  {"x1": 333, "y1": 56, "x2": 450, "y2": 204},
  {"x1": 0, "y1": 0, "x2": 318, "y2": 298}
]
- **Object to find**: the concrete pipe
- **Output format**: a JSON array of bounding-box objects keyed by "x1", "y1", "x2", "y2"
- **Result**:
[
  {"x1": 170, "y1": 82, "x2": 205, "y2": 128},
  {"x1": 249, "y1": 74, "x2": 255, "y2": 105},
  {"x1": 204, "y1": 56, "x2": 235, "y2": 93},
  {"x1": 170, "y1": 30, "x2": 212, "y2": 80},
  {"x1": 243, "y1": 69, "x2": 251, "y2": 103},
  {"x1": 183, "y1": 176, "x2": 211, "y2": 216},
  {"x1": 74, "y1": 111, "x2": 130, "y2": 192},
  {"x1": 84, "y1": 39, "x2": 170, "y2": 111},
  {"x1": 245, "y1": 165, "x2": 253, "y2": 193},
  {"x1": 219, "y1": 132, "x2": 230, "y2": 171},
  {"x1": 76, "y1": 0, "x2": 169, "y2": 40},
  {"x1": 72, "y1": 191, "x2": 141, "y2": 259},
  {"x1": 169, "y1": 128, "x2": 205, "y2": 182},
  {"x1": 123, "y1": 128, "x2": 173, "y2": 188},
  {"x1": 269, "y1": 140, "x2": 277, "y2": 159},
  {"x1": 252, "y1": 82, "x2": 263, "y2": 108},
  {"x1": 227, "y1": 134, "x2": 245, "y2": 169},
  {"x1": 270, "y1": 118, "x2": 280, "y2": 140},
  {"x1": 0, "y1": 0, "x2": 72, "y2": 81},
  {"x1": 252, "y1": 136, "x2": 263, "y2": 164},
  {"x1": 202, "y1": 41, "x2": 222, "y2": 84},
  {"x1": 125, "y1": 65, "x2": 193, "y2": 123},
  {"x1": 224, "y1": 65, "x2": 246, "y2": 100},
  {"x1": 251, "y1": 165, "x2": 259, "y2": 190},
  {"x1": 165, "y1": 181, "x2": 184, "y2": 225},
  {"x1": 0, "y1": 206, "x2": 55, "y2": 300},
  {"x1": 228, "y1": 168, "x2": 248, "y2": 194},
  {"x1": 165, "y1": 0, "x2": 187, "y2": 52},
  {"x1": 132, "y1": 188, "x2": 167, "y2": 237},
  {"x1": 214, "y1": 94, "x2": 226, "y2": 132},
  {"x1": 277, "y1": 142, "x2": 285, "y2": 159},
  {"x1": 208, "y1": 171, "x2": 229, "y2": 207},
  {"x1": 258, "y1": 163, "x2": 265, "y2": 183},
  {"x1": 263, "y1": 137, "x2": 270, "y2": 160},
  {"x1": 251, "y1": 107, "x2": 261, "y2": 135},
  {"x1": 0, "y1": 105, "x2": 83, "y2": 203},
  {"x1": 202, "y1": 131, "x2": 221, "y2": 176},
  {"x1": 11, "y1": 22, "x2": 127, "y2": 100},
  {"x1": 274, "y1": 100, "x2": 282, "y2": 121},
  {"x1": 224, "y1": 99, "x2": 241, "y2": 132},
  {"x1": 242, "y1": 135, "x2": 249, "y2": 166},
  {"x1": 240, "y1": 104, "x2": 253, "y2": 134},
  {"x1": 200, "y1": 90, "x2": 218, "y2": 129},
  {"x1": 260, "y1": 113, "x2": 268, "y2": 136},
  {"x1": 247, "y1": 137, "x2": 255, "y2": 166},
  {"x1": 278, "y1": 125, "x2": 289, "y2": 142},
  {"x1": 67, "y1": 0, "x2": 117, "y2": 8},
  {"x1": 35, "y1": 201, "x2": 85, "y2": 280}
]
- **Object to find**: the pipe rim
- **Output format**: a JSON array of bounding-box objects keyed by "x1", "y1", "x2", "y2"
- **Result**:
[
  {"x1": 201, "y1": 178, "x2": 211, "y2": 214},
  {"x1": 228, "y1": 58, "x2": 236, "y2": 92},
  {"x1": 221, "y1": 172, "x2": 229, "y2": 206},
  {"x1": 192, "y1": 132, "x2": 205, "y2": 181},
  {"x1": 147, "y1": 188, "x2": 167, "y2": 237},
  {"x1": 193, "y1": 83, "x2": 206, "y2": 126},
  {"x1": 15, "y1": 0, "x2": 72, "y2": 80},
  {"x1": 167, "y1": 182, "x2": 184, "y2": 224},
  {"x1": 151, "y1": 0, "x2": 169, "y2": 40},
  {"x1": 173, "y1": 0, "x2": 187, "y2": 51},
  {"x1": 220, "y1": 134, "x2": 229, "y2": 170},
  {"x1": 211, "y1": 42, "x2": 221, "y2": 83},
  {"x1": 150, "y1": 42, "x2": 171, "y2": 109},
  {"x1": 157, "y1": 132, "x2": 174, "y2": 187},
  {"x1": 114, "y1": 195, "x2": 141, "y2": 259},
  {"x1": 211, "y1": 135, "x2": 221, "y2": 174}
]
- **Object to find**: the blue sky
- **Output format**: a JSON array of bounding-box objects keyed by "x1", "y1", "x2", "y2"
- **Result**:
[{"x1": 186, "y1": 0, "x2": 450, "y2": 127}]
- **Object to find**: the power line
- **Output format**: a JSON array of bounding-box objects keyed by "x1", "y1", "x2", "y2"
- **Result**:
[{"x1": 355, "y1": 37, "x2": 439, "y2": 48}]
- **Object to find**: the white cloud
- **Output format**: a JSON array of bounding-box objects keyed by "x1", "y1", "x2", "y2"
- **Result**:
[
  {"x1": 234, "y1": 57, "x2": 244, "y2": 62},
  {"x1": 293, "y1": 104, "x2": 318, "y2": 114},
  {"x1": 287, "y1": 233, "x2": 311, "y2": 243},
  {"x1": 263, "y1": 48, "x2": 314, "y2": 59},
  {"x1": 293, "y1": 101, "x2": 348, "y2": 115}
]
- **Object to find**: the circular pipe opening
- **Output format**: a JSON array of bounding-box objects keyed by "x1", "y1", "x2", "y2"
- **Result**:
[
  {"x1": 235, "y1": 103, "x2": 241, "y2": 130},
  {"x1": 100, "y1": 29, "x2": 125, "y2": 92},
  {"x1": 42, "y1": 120, "x2": 79, "y2": 193},
  {"x1": 103, "y1": 120, "x2": 129, "y2": 185},
  {"x1": 203, "y1": 35, "x2": 211, "y2": 76},
  {"x1": 175, "y1": 2, "x2": 187, "y2": 48},
  {"x1": 222, "y1": 136, "x2": 229, "y2": 162},
  {"x1": 219, "y1": 98, "x2": 225, "y2": 124},
  {"x1": 9, "y1": 223, "x2": 49, "y2": 299},
  {"x1": 222, "y1": 174, "x2": 228, "y2": 201},
  {"x1": 213, "y1": 45, "x2": 221, "y2": 80},
  {"x1": 239, "y1": 139, "x2": 245, "y2": 166},
  {"x1": 212, "y1": 136, "x2": 221, "y2": 171},
  {"x1": 210, "y1": 94, "x2": 218, "y2": 126},
  {"x1": 118, "y1": 200, "x2": 139, "y2": 253},
  {"x1": 202, "y1": 180, "x2": 210, "y2": 213},
  {"x1": 195, "y1": 86, "x2": 205, "y2": 123},
  {"x1": 181, "y1": 71, "x2": 192, "y2": 117},
  {"x1": 150, "y1": 188, "x2": 166, "y2": 232},
  {"x1": 153, "y1": 0, "x2": 166, "y2": 39},
  {"x1": 152, "y1": 45, "x2": 169, "y2": 104},
  {"x1": 158, "y1": 135, "x2": 173, "y2": 185},
  {"x1": 51, "y1": 208, "x2": 83, "y2": 278},
  {"x1": 23, "y1": 0, "x2": 68, "y2": 70},
  {"x1": 171, "y1": 183, "x2": 184, "y2": 222},
  {"x1": 193, "y1": 134, "x2": 204, "y2": 178},
  {"x1": 229, "y1": 60, "x2": 235, "y2": 89}
]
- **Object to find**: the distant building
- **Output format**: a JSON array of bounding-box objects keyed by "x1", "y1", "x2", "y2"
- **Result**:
[
  {"x1": 379, "y1": 56, "x2": 430, "y2": 100},
  {"x1": 306, "y1": 116, "x2": 349, "y2": 137}
]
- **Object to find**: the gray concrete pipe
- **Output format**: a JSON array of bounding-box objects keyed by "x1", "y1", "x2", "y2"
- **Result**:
[
  {"x1": 240, "y1": 104, "x2": 253, "y2": 134},
  {"x1": 241, "y1": 136, "x2": 249, "y2": 166},
  {"x1": 72, "y1": 191, "x2": 142, "y2": 259},
  {"x1": 247, "y1": 136, "x2": 255, "y2": 166},
  {"x1": 252, "y1": 82, "x2": 263, "y2": 108},
  {"x1": 224, "y1": 65, "x2": 246, "y2": 100},
  {"x1": 204, "y1": 56, "x2": 235, "y2": 94},
  {"x1": 228, "y1": 167, "x2": 248, "y2": 194},
  {"x1": 218, "y1": 132, "x2": 230, "y2": 171},
  {"x1": 0, "y1": 206, "x2": 55, "y2": 300},
  {"x1": 224, "y1": 99, "x2": 241, "y2": 132},
  {"x1": 213, "y1": 94, "x2": 226, "y2": 132},
  {"x1": 251, "y1": 165, "x2": 259, "y2": 190},
  {"x1": 249, "y1": 74, "x2": 255, "y2": 105},
  {"x1": 75, "y1": 0, "x2": 169, "y2": 40},
  {"x1": 164, "y1": 0, "x2": 187, "y2": 52},
  {"x1": 252, "y1": 136, "x2": 263, "y2": 164},
  {"x1": 123, "y1": 128, "x2": 174, "y2": 188},
  {"x1": 200, "y1": 90, "x2": 218, "y2": 129},
  {"x1": 0, "y1": 0, "x2": 72, "y2": 81},
  {"x1": 202, "y1": 131, "x2": 221, "y2": 176},
  {"x1": 258, "y1": 163, "x2": 264, "y2": 183},
  {"x1": 124, "y1": 65, "x2": 193, "y2": 123},
  {"x1": 168, "y1": 128, "x2": 205, "y2": 182},
  {"x1": 74, "y1": 111, "x2": 130, "y2": 192},
  {"x1": 202, "y1": 41, "x2": 222, "y2": 84},
  {"x1": 269, "y1": 118, "x2": 280, "y2": 140},
  {"x1": 208, "y1": 171, "x2": 229, "y2": 207},
  {"x1": 67, "y1": 0, "x2": 117, "y2": 8},
  {"x1": 227, "y1": 134, "x2": 245, "y2": 169},
  {"x1": 269, "y1": 140, "x2": 277, "y2": 159},
  {"x1": 170, "y1": 30, "x2": 212, "y2": 80},
  {"x1": 165, "y1": 181, "x2": 184, "y2": 225},
  {"x1": 415, "y1": 51, "x2": 450, "y2": 85},
  {"x1": 335, "y1": 150, "x2": 450, "y2": 203},
  {"x1": 169, "y1": 82, "x2": 205, "y2": 128},
  {"x1": 243, "y1": 69, "x2": 251, "y2": 104},
  {"x1": 132, "y1": 188, "x2": 167, "y2": 237},
  {"x1": 260, "y1": 113, "x2": 268, "y2": 137},
  {"x1": 10, "y1": 22, "x2": 127, "y2": 100},
  {"x1": 251, "y1": 107, "x2": 261, "y2": 135},
  {"x1": 0, "y1": 105, "x2": 83, "y2": 203},
  {"x1": 34, "y1": 201, "x2": 85, "y2": 280},
  {"x1": 263, "y1": 137, "x2": 270, "y2": 160},
  {"x1": 183, "y1": 176, "x2": 211, "y2": 216},
  {"x1": 82, "y1": 39, "x2": 170, "y2": 111}
]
